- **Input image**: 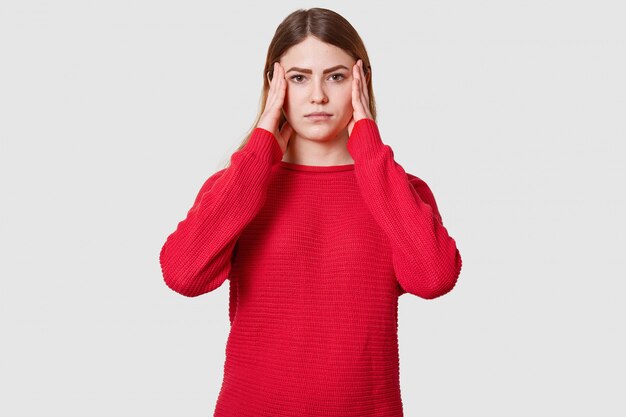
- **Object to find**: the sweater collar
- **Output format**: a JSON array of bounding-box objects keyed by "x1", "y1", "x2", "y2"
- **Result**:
[{"x1": 279, "y1": 160, "x2": 355, "y2": 172}]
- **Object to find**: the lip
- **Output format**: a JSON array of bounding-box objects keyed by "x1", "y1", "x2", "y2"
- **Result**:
[{"x1": 305, "y1": 112, "x2": 332, "y2": 117}]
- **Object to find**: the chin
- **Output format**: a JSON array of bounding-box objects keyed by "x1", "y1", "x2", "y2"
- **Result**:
[
  {"x1": 298, "y1": 122, "x2": 347, "y2": 140},
  {"x1": 303, "y1": 128, "x2": 340, "y2": 141}
]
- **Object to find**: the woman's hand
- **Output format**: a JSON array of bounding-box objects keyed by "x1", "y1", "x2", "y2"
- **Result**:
[
  {"x1": 347, "y1": 59, "x2": 374, "y2": 136},
  {"x1": 257, "y1": 62, "x2": 294, "y2": 154}
]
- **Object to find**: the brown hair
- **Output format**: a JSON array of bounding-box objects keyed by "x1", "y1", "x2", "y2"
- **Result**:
[{"x1": 220, "y1": 7, "x2": 377, "y2": 169}]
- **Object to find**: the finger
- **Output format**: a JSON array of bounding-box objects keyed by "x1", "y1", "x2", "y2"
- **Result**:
[
  {"x1": 356, "y1": 61, "x2": 371, "y2": 116},
  {"x1": 352, "y1": 69, "x2": 361, "y2": 113},
  {"x1": 352, "y1": 71, "x2": 369, "y2": 116},
  {"x1": 266, "y1": 73, "x2": 277, "y2": 111},
  {"x1": 357, "y1": 79, "x2": 368, "y2": 115},
  {"x1": 269, "y1": 63, "x2": 285, "y2": 111},
  {"x1": 354, "y1": 61, "x2": 361, "y2": 86},
  {"x1": 358, "y1": 60, "x2": 369, "y2": 101},
  {"x1": 353, "y1": 62, "x2": 363, "y2": 102},
  {"x1": 357, "y1": 60, "x2": 368, "y2": 101},
  {"x1": 276, "y1": 63, "x2": 287, "y2": 106},
  {"x1": 268, "y1": 62, "x2": 277, "y2": 97}
]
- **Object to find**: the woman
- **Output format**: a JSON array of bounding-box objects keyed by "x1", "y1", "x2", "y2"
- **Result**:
[{"x1": 159, "y1": 7, "x2": 462, "y2": 416}]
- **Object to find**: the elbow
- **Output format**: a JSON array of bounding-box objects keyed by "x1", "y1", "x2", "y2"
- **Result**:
[
  {"x1": 399, "y1": 247, "x2": 463, "y2": 300},
  {"x1": 161, "y1": 261, "x2": 204, "y2": 297},
  {"x1": 423, "y1": 248, "x2": 462, "y2": 299},
  {"x1": 162, "y1": 274, "x2": 205, "y2": 298},
  {"x1": 159, "y1": 243, "x2": 205, "y2": 298},
  {"x1": 418, "y1": 273, "x2": 458, "y2": 299},
  {"x1": 158, "y1": 242, "x2": 227, "y2": 298},
  {"x1": 415, "y1": 276, "x2": 457, "y2": 300}
]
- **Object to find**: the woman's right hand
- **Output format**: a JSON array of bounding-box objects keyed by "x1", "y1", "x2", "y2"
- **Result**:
[{"x1": 257, "y1": 62, "x2": 293, "y2": 154}]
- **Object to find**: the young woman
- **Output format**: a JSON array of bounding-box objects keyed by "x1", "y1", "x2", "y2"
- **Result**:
[{"x1": 159, "y1": 7, "x2": 462, "y2": 416}]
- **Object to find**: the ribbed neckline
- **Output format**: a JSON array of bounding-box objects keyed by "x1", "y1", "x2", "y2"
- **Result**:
[{"x1": 279, "y1": 160, "x2": 355, "y2": 172}]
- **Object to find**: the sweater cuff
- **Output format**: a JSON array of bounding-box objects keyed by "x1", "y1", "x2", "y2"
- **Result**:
[
  {"x1": 245, "y1": 127, "x2": 284, "y2": 165},
  {"x1": 346, "y1": 118, "x2": 385, "y2": 161}
]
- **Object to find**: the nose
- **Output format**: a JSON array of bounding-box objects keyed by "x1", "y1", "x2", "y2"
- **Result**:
[{"x1": 310, "y1": 79, "x2": 328, "y2": 104}]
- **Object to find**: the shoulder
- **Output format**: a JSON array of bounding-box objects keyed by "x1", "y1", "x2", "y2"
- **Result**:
[{"x1": 405, "y1": 172, "x2": 443, "y2": 225}]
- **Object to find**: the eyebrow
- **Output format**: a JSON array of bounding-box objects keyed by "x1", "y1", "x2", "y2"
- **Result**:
[{"x1": 285, "y1": 64, "x2": 350, "y2": 74}]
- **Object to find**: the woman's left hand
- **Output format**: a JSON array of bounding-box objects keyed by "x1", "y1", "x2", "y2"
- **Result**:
[{"x1": 347, "y1": 59, "x2": 374, "y2": 136}]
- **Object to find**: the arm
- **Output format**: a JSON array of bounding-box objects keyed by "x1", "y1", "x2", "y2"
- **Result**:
[
  {"x1": 159, "y1": 127, "x2": 283, "y2": 297},
  {"x1": 347, "y1": 118, "x2": 462, "y2": 299}
]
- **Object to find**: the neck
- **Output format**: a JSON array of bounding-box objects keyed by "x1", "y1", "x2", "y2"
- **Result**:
[{"x1": 281, "y1": 127, "x2": 354, "y2": 166}]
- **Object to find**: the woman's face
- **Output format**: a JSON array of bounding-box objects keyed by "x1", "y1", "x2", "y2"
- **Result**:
[{"x1": 278, "y1": 36, "x2": 355, "y2": 142}]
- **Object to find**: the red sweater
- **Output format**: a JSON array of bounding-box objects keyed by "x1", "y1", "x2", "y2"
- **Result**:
[{"x1": 159, "y1": 118, "x2": 462, "y2": 416}]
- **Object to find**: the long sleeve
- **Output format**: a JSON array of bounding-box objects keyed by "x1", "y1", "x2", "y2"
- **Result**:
[
  {"x1": 346, "y1": 118, "x2": 462, "y2": 299},
  {"x1": 159, "y1": 127, "x2": 283, "y2": 297}
]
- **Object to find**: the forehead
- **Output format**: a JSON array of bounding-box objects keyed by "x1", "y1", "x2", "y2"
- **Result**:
[{"x1": 280, "y1": 36, "x2": 353, "y2": 66}]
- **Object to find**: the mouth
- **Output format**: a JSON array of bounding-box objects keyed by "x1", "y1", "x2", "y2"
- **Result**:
[{"x1": 305, "y1": 112, "x2": 332, "y2": 121}]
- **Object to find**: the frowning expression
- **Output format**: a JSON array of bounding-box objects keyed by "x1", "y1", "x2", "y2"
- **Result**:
[{"x1": 279, "y1": 35, "x2": 355, "y2": 142}]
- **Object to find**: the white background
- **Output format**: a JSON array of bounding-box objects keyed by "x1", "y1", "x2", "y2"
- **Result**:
[{"x1": 1, "y1": 1, "x2": 624, "y2": 415}]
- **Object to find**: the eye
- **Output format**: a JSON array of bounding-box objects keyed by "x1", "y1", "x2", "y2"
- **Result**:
[{"x1": 289, "y1": 73, "x2": 347, "y2": 83}]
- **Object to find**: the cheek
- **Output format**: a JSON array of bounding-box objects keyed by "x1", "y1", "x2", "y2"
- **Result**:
[
  {"x1": 339, "y1": 82, "x2": 353, "y2": 100},
  {"x1": 282, "y1": 87, "x2": 304, "y2": 115},
  {"x1": 335, "y1": 87, "x2": 353, "y2": 111}
]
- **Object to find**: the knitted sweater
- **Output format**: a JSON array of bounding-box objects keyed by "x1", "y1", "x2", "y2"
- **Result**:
[{"x1": 159, "y1": 118, "x2": 462, "y2": 417}]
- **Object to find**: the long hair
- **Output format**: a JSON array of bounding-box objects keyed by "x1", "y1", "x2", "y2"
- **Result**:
[{"x1": 220, "y1": 8, "x2": 377, "y2": 169}]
